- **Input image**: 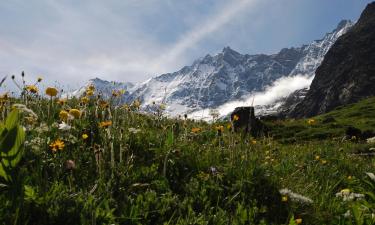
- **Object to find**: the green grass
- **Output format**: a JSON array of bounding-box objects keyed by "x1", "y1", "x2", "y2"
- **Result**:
[
  {"x1": 0, "y1": 90, "x2": 374, "y2": 225},
  {"x1": 266, "y1": 97, "x2": 375, "y2": 143}
]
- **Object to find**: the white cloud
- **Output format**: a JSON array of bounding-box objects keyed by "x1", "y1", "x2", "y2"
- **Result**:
[
  {"x1": 189, "y1": 74, "x2": 314, "y2": 120},
  {"x1": 152, "y1": 0, "x2": 259, "y2": 70}
]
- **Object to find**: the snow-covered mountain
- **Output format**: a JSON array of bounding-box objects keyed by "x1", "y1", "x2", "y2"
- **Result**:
[
  {"x1": 68, "y1": 20, "x2": 353, "y2": 118},
  {"x1": 65, "y1": 78, "x2": 135, "y2": 103}
]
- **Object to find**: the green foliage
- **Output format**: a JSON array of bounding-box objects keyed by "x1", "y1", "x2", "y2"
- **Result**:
[
  {"x1": 0, "y1": 93, "x2": 374, "y2": 224},
  {"x1": 0, "y1": 109, "x2": 25, "y2": 182}
]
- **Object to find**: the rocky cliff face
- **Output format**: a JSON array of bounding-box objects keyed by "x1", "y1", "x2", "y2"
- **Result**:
[{"x1": 289, "y1": 2, "x2": 375, "y2": 118}]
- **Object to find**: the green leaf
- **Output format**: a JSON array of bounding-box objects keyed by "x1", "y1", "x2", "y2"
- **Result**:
[
  {"x1": 166, "y1": 130, "x2": 174, "y2": 147},
  {"x1": 5, "y1": 110, "x2": 19, "y2": 130}
]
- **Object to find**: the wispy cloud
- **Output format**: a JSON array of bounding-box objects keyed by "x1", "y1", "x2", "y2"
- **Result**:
[{"x1": 152, "y1": 0, "x2": 258, "y2": 70}]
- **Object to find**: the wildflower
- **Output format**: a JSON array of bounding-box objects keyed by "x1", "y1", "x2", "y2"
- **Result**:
[
  {"x1": 132, "y1": 99, "x2": 141, "y2": 110},
  {"x1": 191, "y1": 127, "x2": 201, "y2": 133},
  {"x1": 0, "y1": 92, "x2": 9, "y2": 101},
  {"x1": 59, "y1": 110, "x2": 69, "y2": 121},
  {"x1": 227, "y1": 123, "x2": 232, "y2": 130},
  {"x1": 279, "y1": 188, "x2": 313, "y2": 204},
  {"x1": 87, "y1": 84, "x2": 95, "y2": 92},
  {"x1": 86, "y1": 90, "x2": 94, "y2": 96},
  {"x1": 320, "y1": 159, "x2": 327, "y2": 165},
  {"x1": 81, "y1": 96, "x2": 89, "y2": 104},
  {"x1": 281, "y1": 196, "x2": 288, "y2": 202},
  {"x1": 128, "y1": 127, "x2": 141, "y2": 134},
  {"x1": 99, "y1": 100, "x2": 109, "y2": 108},
  {"x1": 159, "y1": 103, "x2": 166, "y2": 110},
  {"x1": 26, "y1": 85, "x2": 38, "y2": 94},
  {"x1": 37, "y1": 77, "x2": 42, "y2": 82},
  {"x1": 367, "y1": 137, "x2": 375, "y2": 144},
  {"x1": 123, "y1": 104, "x2": 130, "y2": 111},
  {"x1": 82, "y1": 133, "x2": 89, "y2": 140},
  {"x1": 58, "y1": 122, "x2": 71, "y2": 131},
  {"x1": 336, "y1": 188, "x2": 364, "y2": 201},
  {"x1": 69, "y1": 109, "x2": 81, "y2": 119},
  {"x1": 251, "y1": 140, "x2": 257, "y2": 144},
  {"x1": 12, "y1": 104, "x2": 38, "y2": 118},
  {"x1": 215, "y1": 125, "x2": 224, "y2": 133},
  {"x1": 49, "y1": 139, "x2": 65, "y2": 153},
  {"x1": 99, "y1": 121, "x2": 112, "y2": 128},
  {"x1": 315, "y1": 155, "x2": 320, "y2": 160},
  {"x1": 307, "y1": 119, "x2": 315, "y2": 125},
  {"x1": 45, "y1": 87, "x2": 58, "y2": 97},
  {"x1": 347, "y1": 175, "x2": 352, "y2": 180},
  {"x1": 65, "y1": 159, "x2": 76, "y2": 170},
  {"x1": 112, "y1": 90, "x2": 123, "y2": 97},
  {"x1": 295, "y1": 218, "x2": 302, "y2": 224},
  {"x1": 57, "y1": 98, "x2": 67, "y2": 105},
  {"x1": 366, "y1": 172, "x2": 375, "y2": 182},
  {"x1": 233, "y1": 114, "x2": 239, "y2": 121}
]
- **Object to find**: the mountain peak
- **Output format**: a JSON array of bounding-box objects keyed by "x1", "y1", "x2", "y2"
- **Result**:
[
  {"x1": 222, "y1": 46, "x2": 239, "y2": 55},
  {"x1": 335, "y1": 19, "x2": 353, "y2": 31}
]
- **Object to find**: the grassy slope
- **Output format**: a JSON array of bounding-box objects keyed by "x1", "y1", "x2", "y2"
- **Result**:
[
  {"x1": 267, "y1": 97, "x2": 375, "y2": 142},
  {"x1": 0, "y1": 94, "x2": 374, "y2": 225}
]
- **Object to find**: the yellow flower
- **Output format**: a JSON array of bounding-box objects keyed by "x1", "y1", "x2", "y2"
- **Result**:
[
  {"x1": 82, "y1": 133, "x2": 89, "y2": 140},
  {"x1": 251, "y1": 140, "x2": 257, "y2": 144},
  {"x1": 307, "y1": 119, "x2": 315, "y2": 125},
  {"x1": 159, "y1": 103, "x2": 166, "y2": 110},
  {"x1": 132, "y1": 100, "x2": 141, "y2": 110},
  {"x1": 215, "y1": 125, "x2": 224, "y2": 132},
  {"x1": 99, "y1": 100, "x2": 109, "y2": 108},
  {"x1": 87, "y1": 84, "x2": 95, "y2": 91},
  {"x1": 233, "y1": 114, "x2": 239, "y2": 121},
  {"x1": 45, "y1": 87, "x2": 58, "y2": 97},
  {"x1": 69, "y1": 109, "x2": 81, "y2": 119},
  {"x1": 49, "y1": 139, "x2": 65, "y2": 153},
  {"x1": 81, "y1": 96, "x2": 89, "y2": 104},
  {"x1": 26, "y1": 85, "x2": 38, "y2": 94},
  {"x1": 59, "y1": 110, "x2": 69, "y2": 121},
  {"x1": 315, "y1": 155, "x2": 320, "y2": 160},
  {"x1": 0, "y1": 93, "x2": 9, "y2": 101},
  {"x1": 340, "y1": 189, "x2": 350, "y2": 195},
  {"x1": 123, "y1": 104, "x2": 130, "y2": 111},
  {"x1": 320, "y1": 159, "x2": 327, "y2": 165},
  {"x1": 57, "y1": 98, "x2": 67, "y2": 105},
  {"x1": 86, "y1": 89, "x2": 94, "y2": 96},
  {"x1": 99, "y1": 121, "x2": 112, "y2": 128},
  {"x1": 295, "y1": 218, "x2": 302, "y2": 224},
  {"x1": 191, "y1": 127, "x2": 201, "y2": 133},
  {"x1": 347, "y1": 175, "x2": 352, "y2": 180},
  {"x1": 227, "y1": 124, "x2": 232, "y2": 130},
  {"x1": 281, "y1": 196, "x2": 288, "y2": 202}
]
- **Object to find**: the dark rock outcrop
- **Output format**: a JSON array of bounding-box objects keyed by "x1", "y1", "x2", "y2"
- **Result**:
[
  {"x1": 231, "y1": 107, "x2": 266, "y2": 137},
  {"x1": 289, "y1": 2, "x2": 375, "y2": 118}
]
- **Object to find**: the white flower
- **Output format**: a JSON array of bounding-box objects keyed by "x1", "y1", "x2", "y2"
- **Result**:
[
  {"x1": 279, "y1": 188, "x2": 313, "y2": 204},
  {"x1": 59, "y1": 122, "x2": 71, "y2": 131},
  {"x1": 12, "y1": 103, "x2": 38, "y2": 118},
  {"x1": 366, "y1": 172, "x2": 375, "y2": 182},
  {"x1": 128, "y1": 128, "x2": 141, "y2": 134},
  {"x1": 367, "y1": 136, "x2": 375, "y2": 144},
  {"x1": 335, "y1": 189, "x2": 364, "y2": 201}
]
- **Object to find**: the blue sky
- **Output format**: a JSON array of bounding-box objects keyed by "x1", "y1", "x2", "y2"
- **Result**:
[{"x1": 0, "y1": 0, "x2": 372, "y2": 90}]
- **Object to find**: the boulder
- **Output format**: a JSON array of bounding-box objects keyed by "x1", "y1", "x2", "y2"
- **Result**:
[{"x1": 231, "y1": 106, "x2": 266, "y2": 137}]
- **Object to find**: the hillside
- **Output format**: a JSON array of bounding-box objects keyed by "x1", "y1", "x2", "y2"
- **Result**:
[{"x1": 0, "y1": 84, "x2": 374, "y2": 224}]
